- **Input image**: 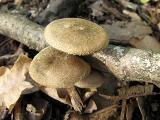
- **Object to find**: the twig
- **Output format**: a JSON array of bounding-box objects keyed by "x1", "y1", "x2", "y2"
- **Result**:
[
  {"x1": 0, "y1": 12, "x2": 160, "y2": 87},
  {"x1": 0, "y1": 47, "x2": 23, "y2": 61},
  {"x1": 136, "y1": 97, "x2": 146, "y2": 120},
  {"x1": 120, "y1": 100, "x2": 127, "y2": 120},
  {"x1": 0, "y1": 53, "x2": 20, "y2": 61},
  {"x1": 0, "y1": 39, "x2": 9, "y2": 48}
]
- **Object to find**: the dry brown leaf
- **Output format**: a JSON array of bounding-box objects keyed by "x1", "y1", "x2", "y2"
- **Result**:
[
  {"x1": 14, "y1": 94, "x2": 49, "y2": 120},
  {"x1": 120, "y1": 100, "x2": 127, "y2": 120},
  {"x1": 64, "y1": 111, "x2": 88, "y2": 120},
  {"x1": 158, "y1": 22, "x2": 160, "y2": 30},
  {"x1": 0, "y1": 55, "x2": 38, "y2": 111},
  {"x1": 126, "y1": 101, "x2": 136, "y2": 120},
  {"x1": 41, "y1": 87, "x2": 84, "y2": 112},
  {"x1": 147, "y1": 7, "x2": 160, "y2": 25},
  {"x1": 14, "y1": 0, "x2": 22, "y2": 6},
  {"x1": 92, "y1": 94, "x2": 118, "y2": 111},
  {"x1": 40, "y1": 87, "x2": 72, "y2": 106},
  {"x1": 89, "y1": 0, "x2": 128, "y2": 20},
  {"x1": 101, "y1": 21, "x2": 152, "y2": 44},
  {"x1": 88, "y1": 0, "x2": 104, "y2": 17},
  {"x1": 0, "y1": 0, "x2": 11, "y2": 3},
  {"x1": 65, "y1": 105, "x2": 118, "y2": 120},
  {"x1": 89, "y1": 105, "x2": 119, "y2": 120},
  {"x1": 130, "y1": 35, "x2": 160, "y2": 52},
  {"x1": 123, "y1": 10, "x2": 141, "y2": 21},
  {"x1": 67, "y1": 87, "x2": 83, "y2": 112},
  {"x1": 0, "y1": 102, "x2": 7, "y2": 119},
  {"x1": 84, "y1": 99, "x2": 97, "y2": 114}
]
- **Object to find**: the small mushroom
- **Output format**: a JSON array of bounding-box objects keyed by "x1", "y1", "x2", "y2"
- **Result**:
[
  {"x1": 75, "y1": 70, "x2": 104, "y2": 89},
  {"x1": 44, "y1": 18, "x2": 109, "y2": 55},
  {"x1": 75, "y1": 70, "x2": 105, "y2": 101},
  {"x1": 29, "y1": 46, "x2": 91, "y2": 111}
]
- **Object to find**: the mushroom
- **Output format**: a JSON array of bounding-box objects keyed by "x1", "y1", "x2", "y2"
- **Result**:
[
  {"x1": 44, "y1": 18, "x2": 109, "y2": 55},
  {"x1": 75, "y1": 70, "x2": 104, "y2": 90},
  {"x1": 29, "y1": 46, "x2": 91, "y2": 111},
  {"x1": 75, "y1": 70, "x2": 105, "y2": 101}
]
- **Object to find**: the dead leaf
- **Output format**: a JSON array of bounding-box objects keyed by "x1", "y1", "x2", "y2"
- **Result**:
[
  {"x1": 40, "y1": 87, "x2": 72, "y2": 106},
  {"x1": 41, "y1": 87, "x2": 84, "y2": 112},
  {"x1": 0, "y1": 0, "x2": 11, "y2": 3},
  {"x1": 84, "y1": 99, "x2": 97, "y2": 114},
  {"x1": 89, "y1": 0, "x2": 128, "y2": 20},
  {"x1": 64, "y1": 110, "x2": 88, "y2": 120},
  {"x1": 158, "y1": 22, "x2": 160, "y2": 30},
  {"x1": 126, "y1": 100, "x2": 137, "y2": 120},
  {"x1": 14, "y1": 0, "x2": 22, "y2": 6},
  {"x1": 92, "y1": 94, "x2": 118, "y2": 110},
  {"x1": 0, "y1": 55, "x2": 38, "y2": 112},
  {"x1": 101, "y1": 21, "x2": 152, "y2": 44},
  {"x1": 88, "y1": 0, "x2": 104, "y2": 17},
  {"x1": 67, "y1": 87, "x2": 84, "y2": 112},
  {"x1": 123, "y1": 10, "x2": 141, "y2": 21},
  {"x1": 14, "y1": 93, "x2": 49, "y2": 120},
  {"x1": 120, "y1": 100, "x2": 127, "y2": 120},
  {"x1": 89, "y1": 105, "x2": 119, "y2": 120},
  {"x1": 26, "y1": 104, "x2": 42, "y2": 120},
  {"x1": 130, "y1": 35, "x2": 160, "y2": 52},
  {"x1": 147, "y1": 6, "x2": 160, "y2": 25},
  {"x1": 0, "y1": 102, "x2": 7, "y2": 119}
]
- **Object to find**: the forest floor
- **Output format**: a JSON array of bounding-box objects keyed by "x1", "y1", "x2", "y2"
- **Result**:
[{"x1": 0, "y1": 0, "x2": 160, "y2": 120}]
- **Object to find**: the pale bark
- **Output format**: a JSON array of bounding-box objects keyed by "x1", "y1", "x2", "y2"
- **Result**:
[
  {"x1": 0, "y1": 12, "x2": 47, "y2": 51},
  {"x1": 0, "y1": 12, "x2": 160, "y2": 86},
  {"x1": 92, "y1": 45, "x2": 160, "y2": 87}
]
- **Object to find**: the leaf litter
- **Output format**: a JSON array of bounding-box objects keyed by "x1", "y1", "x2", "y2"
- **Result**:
[
  {"x1": 0, "y1": 0, "x2": 160, "y2": 119},
  {"x1": 0, "y1": 55, "x2": 38, "y2": 112}
]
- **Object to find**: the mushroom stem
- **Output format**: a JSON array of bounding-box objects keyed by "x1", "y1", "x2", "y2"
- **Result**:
[{"x1": 66, "y1": 87, "x2": 83, "y2": 112}]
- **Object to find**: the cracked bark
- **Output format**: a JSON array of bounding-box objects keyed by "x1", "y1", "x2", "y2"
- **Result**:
[
  {"x1": 0, "y1": 12, "x2": 160, "y2": 87},
  {"x1": 92, "y1": 45, "x2": 160, "y2": 85}
]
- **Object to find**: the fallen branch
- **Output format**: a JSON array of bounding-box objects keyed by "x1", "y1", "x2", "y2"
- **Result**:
[
  {"x1": 92, "y1": 45, "x2": 160, "y2": 87},
  {"x1": 0, "y1": 12, "x2": 47, "y2": 51},
  {"x1": 0, "y1": 12, "x2": 160, "y2": 87}
]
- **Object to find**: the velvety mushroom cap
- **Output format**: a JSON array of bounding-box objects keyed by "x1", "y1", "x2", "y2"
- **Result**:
[
  {"x1": 44, "y1": 18, "x2": 109, "y2": 55},
  {"x1": 29, "y1": 46, "x2": 91, "y2": 88},
  {"x1": 75, "y1": 71, "x2": 104, "y2": 89}
]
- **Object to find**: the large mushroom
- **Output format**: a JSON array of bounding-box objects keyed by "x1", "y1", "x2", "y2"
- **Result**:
[
  {"x1": 29, "y1": 46, "x2": 91, "y2": 111},
  {"x1": 30, "y1": 18, "x2": 109, "y2": 112},
  {"x1": 44, "y1": 18, "x2": 109, "y2": 55}
]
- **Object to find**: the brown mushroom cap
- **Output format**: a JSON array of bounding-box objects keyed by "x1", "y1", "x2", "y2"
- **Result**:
[
  {"x1": 29, "y1": 46, "x2": 91, "y2": 88},
  {"x1": 75, "y1": 71, "x2": 104, "y2": 89},
  {"x1": 44, "y1": 18, "x2": 109, "y2": 55}
]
